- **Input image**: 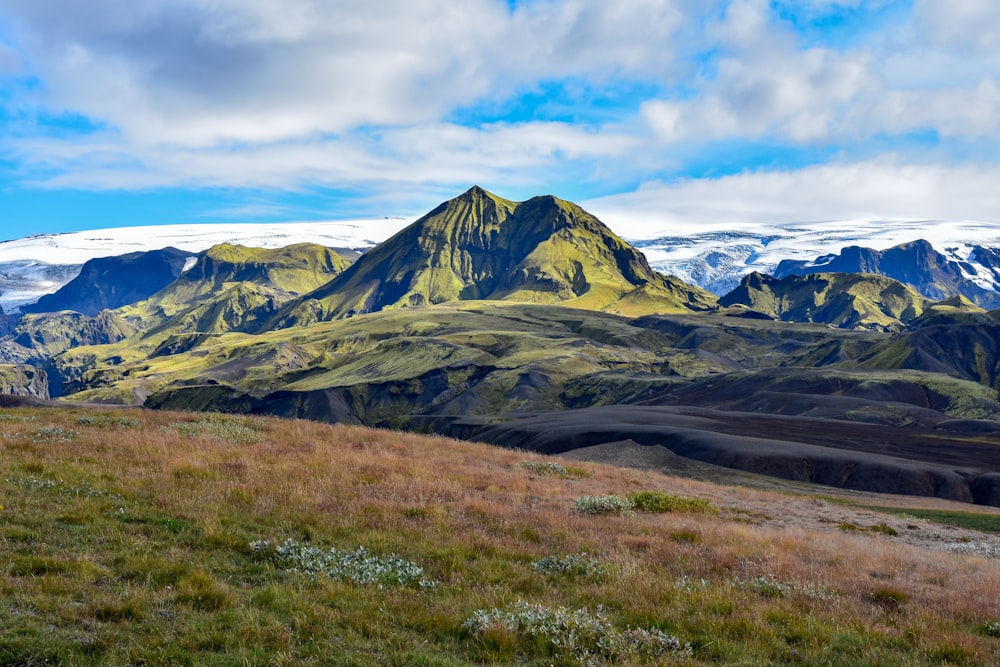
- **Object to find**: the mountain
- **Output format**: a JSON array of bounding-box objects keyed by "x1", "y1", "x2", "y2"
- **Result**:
[
  {"x1": 272, "y1": 186, "x2": 717, "y2": 325},
  {"x1": 0, "y1": 310, "x2": 137, "y2": 368},
  {"x1": 0, "y1": 363, "x2": 48, "y2": 398},
  {"x1": 774, "y1": 239, "x2": 1000, "y2": 309},
  {"x1": 718, "y1": 271, "x2": 931, "y2": 330},
  {"x1": 856, "y1": 307, "x2": 1000, "y2": 391},
  {"x1": 21, "y1": 247, "x2": 196, "y2": 316},
  {"x1": 628, "y1": 219, "x2": 1000, "y2": 297},
  {"x1": 119, "y1": 242, "x2": 354, "y2": 333},
  {"x1": 0, "y1": 219, "x2": 407, "y2": 313}
]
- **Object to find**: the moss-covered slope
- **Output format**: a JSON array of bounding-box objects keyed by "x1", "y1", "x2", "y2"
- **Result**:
[
  {"x1": 855, "y1": 308, "x2": 1000, "y2": 390},
  {"x1": 775, "y1": 239, "x2": 1000, "y2": 309},
  {"x1": 272, "y1": 186, "x2": 716, "y2": 325},
  {"x1": 119, "y1": 242, "x2": 352, "y2": 332},
  {"x1": 720, "y1": 271, "x2": 931, "y2": 330}
]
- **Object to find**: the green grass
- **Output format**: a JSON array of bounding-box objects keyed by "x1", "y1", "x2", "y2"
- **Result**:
[
  {"x1": 2, "y1": 406, "x2": 1000, "y2": 666},
  {"x1": 865, "y1": 506, "x2": 1000, "y2": 534}
]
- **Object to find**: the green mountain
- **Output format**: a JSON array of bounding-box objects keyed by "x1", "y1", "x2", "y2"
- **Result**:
[
  {"x1": 0, "y1": 363, "x2": 48, "y2": 398},
  {"x1": 0, "y1": 310, "x2": 137, "y2": 366},
  {"x1": 21, "y1": 247, "x2": 196, "y2": 316},
  {"x1": 119, "y1": 242, "x2": 353, "y2": 333},
  {"x1": 774, "y1": 239, "x2": 1000, "y2": 309},
  {"x1": 271, "y1": 186, "x2": 716, "y2": 326},
  {"x1": 3, "y1": 188, "x2": 1000, "y2": 506},
  {"x1": 719, "y1": 271, "x2": 931, "y2": 330},
  {"x1": 856, "y1": 307, "x2": 1000, "y2": 390}
]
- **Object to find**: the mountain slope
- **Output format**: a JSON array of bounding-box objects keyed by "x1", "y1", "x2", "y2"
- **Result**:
[
  {"x1": 21, "y1": 247, "x2": 196, "y2": 316},
  {"x1": 119, "y1": 243, "x2": 353, "y2": 332},
  {"x1": 719, "y1": 272, "x2": 931, "y2": 330},
  {"x1": 855, "y1": 308, "x2": 1000, "y2": 390},
  {"x1": 774, "y1": 240, "x2": 1000, "y2": 309},
  {"x1": 273, "y1": 187, "x2": 717, "y2": 325}
]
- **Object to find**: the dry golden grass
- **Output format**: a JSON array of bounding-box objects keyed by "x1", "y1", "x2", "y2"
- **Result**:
[{"x1": 1, "y1": 404, "x2": 999, "y2": 665}]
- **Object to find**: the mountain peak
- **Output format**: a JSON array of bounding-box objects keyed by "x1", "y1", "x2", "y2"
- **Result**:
[
  {"x1": 272, "y1": 188, "x2": 717, "y2": 322},
  {"x1": 461, "y1": 185, "x2": 490, "y2": 198}
]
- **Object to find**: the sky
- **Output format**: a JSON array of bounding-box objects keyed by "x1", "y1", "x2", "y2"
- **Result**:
[{"x1": 1, "y1": 0, "x2": 1000, "y2": 237}]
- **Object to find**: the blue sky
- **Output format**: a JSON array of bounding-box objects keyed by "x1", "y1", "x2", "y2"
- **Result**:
[{"x1": 1, "y1": 0, "x2": 1000, "y2": 236}]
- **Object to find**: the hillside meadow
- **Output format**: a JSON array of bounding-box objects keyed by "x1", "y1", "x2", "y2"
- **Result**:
[{"x1": 2, "y1": 403, "x2": 1000, "y2": 665}]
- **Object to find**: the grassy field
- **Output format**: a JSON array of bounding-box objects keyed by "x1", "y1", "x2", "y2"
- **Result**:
[{"x1": 2, "y1": 405, "x2": 1000, "y2": 665}]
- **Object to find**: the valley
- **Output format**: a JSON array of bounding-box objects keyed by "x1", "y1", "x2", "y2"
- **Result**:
[{"x1": 1, "y1": 187, "x2": 999, "y2": 509}]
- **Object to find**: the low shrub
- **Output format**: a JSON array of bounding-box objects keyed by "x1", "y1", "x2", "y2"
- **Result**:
[
  {"x1": 518, "y1": 461, "x2": 568, "y2": 476},
  {"x1": 165, "y1": 414, "x2": 266, "y2": 445},
  {"x1": 575, "y1": 494, "x2": 635, "y2": 516},
  {"x1": 252, "y1": 538, "x2": 437, "y2": 589},
  {"x1": 518, "y1": 461, "x2": 591, "y2": 478},
  {"x1": 533, "y1": 553, "x2": 607, "y2": 579},
  {"x1": 77, "y1": 415, "x2": 140, "y2": 428},
  {"x1": 463, "y1": 601, "x2": 691, "y2": 664},
  {"x1": 31, "y1": 426, "x2": 77, "y2": 442},
  {"x1": 628, "y1": 490, "x2": 718, "y2": 514}
]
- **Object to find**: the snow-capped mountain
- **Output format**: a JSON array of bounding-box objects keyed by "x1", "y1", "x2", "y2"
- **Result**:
[
  {"x1": 629, "y1": 218, "x2": 1000, "y2": 295},
  {"x1": 4, "y1": 213, "x2": 1000, "y2": 313},
  {"x1": 0, "y1": 219, "x2": 412, "y2": 312}
]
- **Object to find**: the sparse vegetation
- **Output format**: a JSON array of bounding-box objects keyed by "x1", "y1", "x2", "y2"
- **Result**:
[
  {"x1": 945, "y1": 541, "x2": 1000, "y2": 558},
  {"x1": 462, "y1": 601, "x2": 692, "y2": 665},
  {"x1": 1, "y1": 405, "x2": 1000, "y2": 665},
  {"x1": 575, "y1": 493, "x2": 636, "y2": 515},
  {"x1": 865, "y1": 505, "x2": 1000, "y2": 534},
  {"x1": 533, "y1": 552, "x2": 608, "y2": 580},
  {"x1": 628, "y1": 489, "x2": 719, "y2": 514},
  {"x1": 77, "y1": 414, "x2": 140, "y2": 428},
  {"x1": 163, "y1": 412, "x2": 267, "y2": 444}
]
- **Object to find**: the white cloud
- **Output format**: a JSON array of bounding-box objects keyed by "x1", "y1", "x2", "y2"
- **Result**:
[
  {"x1": 642, "y1": 0, "x2": 1000, "y2": 146},
  {"x1": 584, "y1": 160, "x2": 1000, "y2": 236},
  {"x1": 8, "y1": 119, "x2": 639, "y2": 191},
  {"x1": 914, "y1": 0, "x2": 1000, "y2": 53},
  {"x1": 0, "y1": 0, "x2": 692, "y2": 149},
  {"x1": 1, "y1": 0, "x2": 999, "y2": 225}
]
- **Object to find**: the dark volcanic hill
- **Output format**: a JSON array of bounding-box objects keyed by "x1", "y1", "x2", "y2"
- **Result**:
[
  {"x1": 271, "y1": 186, "x2": 717, "y2": 325},
  {"x1": 22, "y1": 247, "x2": 196, "y2": 316},
  {"x1": 774, "y1": 239, "x2": 1000, "y2": 309}
]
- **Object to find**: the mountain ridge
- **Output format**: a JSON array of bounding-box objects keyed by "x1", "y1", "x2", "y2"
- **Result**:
[{"x1": 270, "y1": 186, "x2": 717, "y2": 326}]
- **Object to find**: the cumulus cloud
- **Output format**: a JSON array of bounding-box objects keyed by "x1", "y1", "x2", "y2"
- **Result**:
[
  {"x1": 0, "y1": 0, "x2": 690, "y2": 148},
  {"x1": 0, "y1": 0, "x2": 999, "y2": 226},
  {"x1": 642, "y1": 0, "x2": 1000, "y2": 146}
]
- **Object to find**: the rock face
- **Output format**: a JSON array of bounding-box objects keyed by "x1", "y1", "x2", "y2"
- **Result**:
[
  {"x1": 22, "y1": 247, "x2": 196, "y2": 316},
  {"x1": 0, "y1": 364, "x2": 49, "y2": 398},
  {"x1": 272, "y1": 186, "x2": 717, "y2": 325},
  {"x1": 775, "y1": 240, "x2": 1000, "y2": 309},
  {"x1": 719, "y1": 271, "x2": 931, "y2": 330}
]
